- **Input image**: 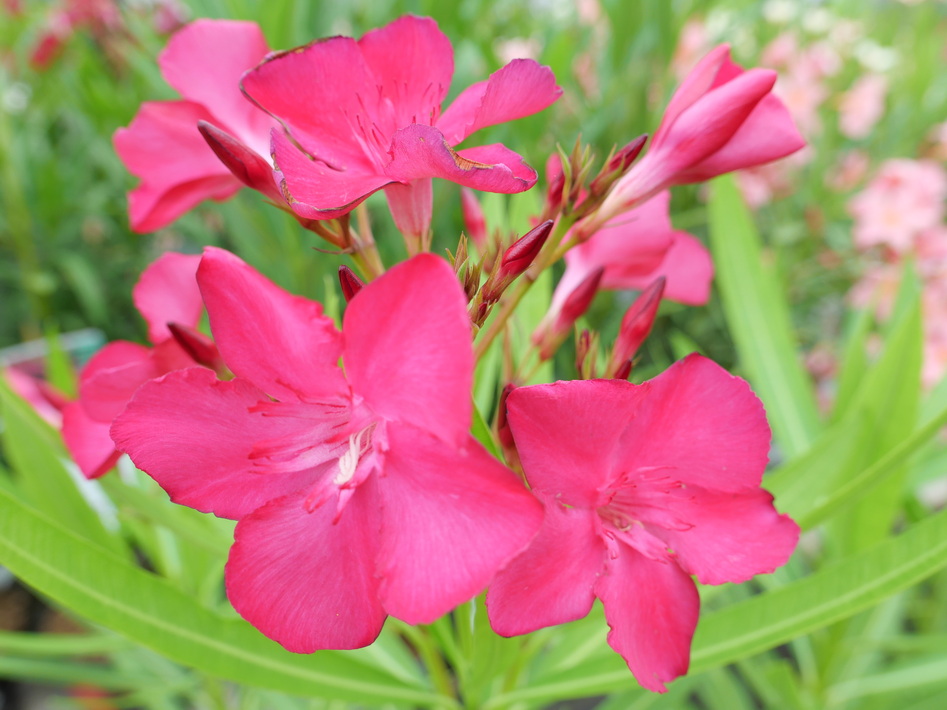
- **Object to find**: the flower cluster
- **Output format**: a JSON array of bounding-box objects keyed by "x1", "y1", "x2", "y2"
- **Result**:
[{"x1": 40, "y1": 14, "x2": 806, "y2": 694}]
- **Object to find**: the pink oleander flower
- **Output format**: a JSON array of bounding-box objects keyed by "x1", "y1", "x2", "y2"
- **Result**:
[
  {"x1": 849, "y1": 159, "x2": 947, "y2": 253},
  {"x1": 114, "y1": 20, "x2": 279, "y2": 232},
  {"x1": 582, "y1": 44, "x2": 804, "y2": 234},
  {"x1": 112, "y1": 249, "x2": 543, "y2": 650},
  {"x1": 838, "y1": 74, "x2": 888, "y2": 140},
  {"x1": 487, "y1": 355, "x2": 799, "y2": 692},
  {"x1": 61, "y1": 252, "x2": 208, "y2": 478},
  {"x1": 244, "y1": 15, "x2": 561, "y2": 244}
]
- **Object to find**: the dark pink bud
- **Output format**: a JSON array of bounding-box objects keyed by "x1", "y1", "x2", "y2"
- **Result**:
[
  {"x1": 589, "y1": 135, "x2": 648, "y2": 197},
  {"x1": 500, "y1": 220, "x2": 554, "y2": 279},
  {"x1": 612, "y1": 359, "x2": 632, "y2": 381},
  {"x1": 461, "y1": 188, "x2": 488, "y2": 251},
  {"x1": 168, "y1": 323, "x2": 224, "y2": 371},
  {"x1": 338, "y1": 265, "x2": 364, "y2": 303},
  {"x1": 558, "y1": 267, "x2": 604, "y2": 329},
  {"x1": 607, "y1": 277, "x2": 665, "y2": 377},
  {"x1": 198, "y1": 121, "x2": 281, "y2": 201}
]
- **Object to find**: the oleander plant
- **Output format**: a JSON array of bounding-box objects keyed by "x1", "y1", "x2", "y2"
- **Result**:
[{"x1": 2, "y1": 1, "x2": 947, "y2": 708}]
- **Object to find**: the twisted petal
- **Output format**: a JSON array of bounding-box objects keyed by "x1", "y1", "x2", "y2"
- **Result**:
[
  {"x1": 487, "y1": 502, "x2": 603, "y2": 636},
  {"x1": 594, "y1": 548, "x2": 699, "y2": 693},
  {"x1": 375, "y1": 424, "x2": 543, "y2": 624},
  {"x1": 111, "y1": 368, "x2": 320, "y2": 519},
  {"x1": 386, "y1": 125, "x2": 537, "y2": 193},
  {"x1": 197, "y1": 247, "x2": 346, "y2": 402},
  {"x1": 226, "y1": 485, "x2": 386, "y2": 651},
  {"x1": 437, "y1": 59, "x2": 562, "y2": 145},
  {"x1": 344, "y1": 254, "x2": 472, "y2": 444}
]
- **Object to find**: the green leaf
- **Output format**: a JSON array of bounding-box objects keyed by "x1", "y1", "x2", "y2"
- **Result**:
[
  {"x1": 0, "y1": 377, "x2": 122, "y2": 555},
  {"x1": 707, "y1": 174, "x2": 820, "y2": 458},
  {"x1": 483, "y1": 505, "x2": 947, "y2": 706},
  {"x1": 0, "y1": 488, "x2": 451, "y2": 707}
]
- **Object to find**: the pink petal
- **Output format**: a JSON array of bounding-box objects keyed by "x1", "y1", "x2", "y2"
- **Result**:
[
  {"x1": 676, "y1": 93, "x2": 806, "y2": 182},
  {"x1": 437, "y1": 59, "x2": 562, "y2": 145},
  {"x1": 78, "y1": 341, "x2": 156, "y2": 422},
  {"x1": 197, "y1": 248, "x2": 346, "y2": 402},
  {"x1": 158, "y1": 19, "x2": 273, "y2": 151},
  {"x1": 112, "y1": 368, "x2": 320, "y2": 519},
  {"x1": 60, "y1": 402, "x2": 121, "y2": 480},
  {"x1": 272, "y1": 129, "x2": 391, "y2": 220},
  {"x1": 357, "y1": 16, "x2": 453, "y2": 131},
  {"x1": 594, "y1": 548, "x2": 699, "y2": 693},
  {"x1": 600, "y1": 231, "x2": 713, "y2": 306},
  {"x1": 375, "y1": 423, "x2": 543, "y2": 624},
  {"x1": 386, "y1": 125, "x2": 537, "y2": 193},
  {"x1": 226, "y1": 486, "x2": 386, "y2": 651},
  {"x1": 615, "y1": 354, "x2": 770, "y2": 492},
  {"x1": 654, "y1": 45, "x2": 730, "y2": 145},
  {"x1": 343, "y1": 254, "x2": 472, "y2": 445},
  {"x1": 114, "y1": 101, "x2": 241, "y2": 232},
  {"x1": 241, "y1": 37, "x2": 380, "y2": 172},
  {"x1": 133, "y1": 252, "x2": 203, "y2": 344},
  {"x1": 487, "y1": 501, "x2": 604, "y2": 636},
  {"x1": 656, "y1": 486, "x2": 799, "y2": 585},
  {"x1": 566, "y1": 191, "x2": 676, "y2": 290},
  {"x1": 506, "y1": 379, "x2": 648, "y2": 507},
  {"x1": 651, "y1": 69, "x2": 778, "y2": 176}
]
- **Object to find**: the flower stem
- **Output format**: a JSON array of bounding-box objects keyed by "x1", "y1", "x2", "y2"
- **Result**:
[{"x1": 393, "y1": 620, "x2": 459, "y2": 708}]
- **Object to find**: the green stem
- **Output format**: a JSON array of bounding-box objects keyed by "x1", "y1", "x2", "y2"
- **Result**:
[{"x1": 392, "y1": 621, "x2": 460, "y2": 709}]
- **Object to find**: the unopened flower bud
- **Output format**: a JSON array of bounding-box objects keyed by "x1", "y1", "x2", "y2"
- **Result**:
[
  {"x1": 606, "y1": 276, "x2": 665, "y2": 378},
  {"x1": 532, "y1": 267, "x2": 604, "y2": 360},
  {"x1": 589, "y1": 134, "x2": 648, "y2": 197},
  {"x1": 338, "y1": 265, "x2": 364, "y2": 303},
  {"x1": 575, "y1": 329, "x2": 600, "y2": 379},
  {"x1": 198, "y1": 121, "x2": 282, "y2": 202},
  {"x1": 481, "y1": 220, "x2": 554, "y2": 303},
  {"x1": 461, "y1": 188, "x2": 488, "y2": 251}
]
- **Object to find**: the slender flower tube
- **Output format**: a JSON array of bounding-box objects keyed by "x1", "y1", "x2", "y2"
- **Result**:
[{"x1": 112, "y1": 249, "x2": 543, "y2": 650}]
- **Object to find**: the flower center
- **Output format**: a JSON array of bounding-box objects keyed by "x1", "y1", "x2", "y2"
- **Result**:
[{"x1": 332, "y1": 424, "x2": 375, "y2": 486}]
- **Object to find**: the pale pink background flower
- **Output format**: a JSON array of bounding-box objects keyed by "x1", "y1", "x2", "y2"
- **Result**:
[
  {"x1": 849, "y1": 159, "x2": 947, "y2": 253},
  {"x1": 838, "y1": 73, "x2": 888, "y2": 139}
]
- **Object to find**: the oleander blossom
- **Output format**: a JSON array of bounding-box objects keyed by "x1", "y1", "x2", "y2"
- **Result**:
[
  {"x1": 112, "y1": 249, "x2": 543, "y2": 650},
  {"x1": 62, "y1": 252, "x2": 209, "y2": 478},
  {"x1": 114, "y1": 20, "x2": 279, "y2": 232},
  {"x1": 243, "y1": 15, "x2": 561, "y2": 243},
  {"x1": 581, "y1": 44, "x2": 804, "y2": 236},
  {"x1": 487, "y1": 355, "x2": 799, "y2": 692}
]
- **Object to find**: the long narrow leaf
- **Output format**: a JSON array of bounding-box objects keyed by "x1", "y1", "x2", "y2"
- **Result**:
[
  {"x1": 0, "y1": 488, "x2": 450, "y2": 707},
  {"x1": 708, "y1": 174, "x2": 820, "y2": 457}
]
